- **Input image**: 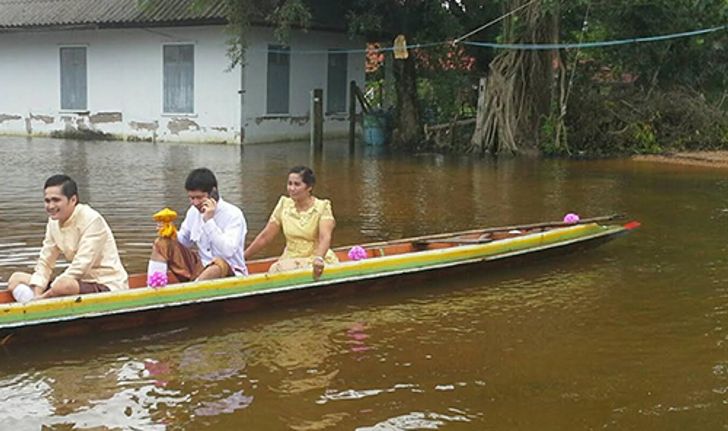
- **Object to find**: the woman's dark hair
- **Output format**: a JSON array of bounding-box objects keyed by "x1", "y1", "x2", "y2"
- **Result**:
[
  {"x1": 289, "y1": 166, "x2": 315, "y2": 187},
  {"x1": 185, "y1": 168, "x2": 218, "y2": 193},
  {"x1": 44, "y1": 174, "x2": 78, "y2": 199}
]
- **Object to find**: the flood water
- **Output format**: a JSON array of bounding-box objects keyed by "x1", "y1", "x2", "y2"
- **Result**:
[{"x1": 0, "y1": 136, "x2": 726, "y2": 430}]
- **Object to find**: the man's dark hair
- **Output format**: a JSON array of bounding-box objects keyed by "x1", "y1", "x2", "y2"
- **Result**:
[
  {"x1": 185, "y1": 168, "x2": 218, "y2": 193},
  {"x1": 44, "y1": 174, "x2": 78, "y2": 199}
]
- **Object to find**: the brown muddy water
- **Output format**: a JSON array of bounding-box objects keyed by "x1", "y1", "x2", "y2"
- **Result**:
[{"x1": 0, "y1": 137, "x2": 726, "y2": 430}]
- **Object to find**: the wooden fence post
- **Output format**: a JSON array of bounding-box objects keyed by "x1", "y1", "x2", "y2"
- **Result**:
[
  {"x1": 238, "y1": 62, "x2": 247, "y2": 149},
  {"x1": 349, "y1": 80, "x2": 357, "y2": 149},
  {"x1": 470, "y1": 77, "x2": 487, "y2": 151},
  {"x1": 311, "y1": 88, "x2": 323, "y2": 152}
]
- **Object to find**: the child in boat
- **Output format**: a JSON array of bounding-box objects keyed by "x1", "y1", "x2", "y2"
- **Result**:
[
  {"x1": 7, "y1": 175, "x2": 128, "y2": 302},
  {"x1": 244, "y1": 166, "x2": 338, "y2": 279},
  {"x1": 147, "y1": 168, "x2": 248, "y2": 284}
]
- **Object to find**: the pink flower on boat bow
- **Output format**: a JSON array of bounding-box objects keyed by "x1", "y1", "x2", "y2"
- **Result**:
[
  {"x1": 148, "y1": 271, "x2": 168, "y2": 288},
  {"x1": 563, "y1": 213, "x2": 580, "y2": 224},
  {"x1": 348, "y1": 246, "x2": 368, "y2": 261}
]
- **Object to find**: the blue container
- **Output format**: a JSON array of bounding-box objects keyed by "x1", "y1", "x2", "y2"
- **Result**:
[{"x1": 362, "y1": 112, "x2": 387, "y2": 146}]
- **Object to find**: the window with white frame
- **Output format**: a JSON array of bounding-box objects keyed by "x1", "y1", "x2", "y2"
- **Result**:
[
  {"x1": 60, "y1": 47, "x2": 87, "y2": 111},
  {"x1": 327, "y1": 51, "x2": 348, "y2": 113},
  {"x1": 163, "y1": 44, "x2": 194, "y2": 114},
  {"x1": 266, "y1": 45, "x2": 290, "y2": 114}
]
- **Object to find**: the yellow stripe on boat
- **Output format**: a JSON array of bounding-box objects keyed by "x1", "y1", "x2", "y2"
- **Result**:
[{"x1": 0, "y1": 223, "x2": 623, "y2": 327}]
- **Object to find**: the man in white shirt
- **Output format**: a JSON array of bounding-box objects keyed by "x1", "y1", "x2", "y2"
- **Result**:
[
  {"x1": 7, "y1": 175, "x2": 128, "y2": 302},
  {"x1": 148, "y1": 168, "x2": 248, "y2": 283}
]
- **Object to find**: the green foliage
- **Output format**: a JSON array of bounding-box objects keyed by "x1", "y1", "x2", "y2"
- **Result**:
[
  {"x1": 217, "y1": 0, "x2": 253, "y2": 67},
  {"x1": 540, "y1": 113, "x2": 563, "y2": 156},
  {"x1": 539, "y1": 118, "x2": 557, "y2": 155},
  {"x1": 268, "y1": 0, "x2": 312, "y2": 43},
  {"x1": 183, "y1": 0, "x2": 311, "y2": 66},
  {"x1": 560, "y1": 0, "x2": 728, "y2": 91},
  {"x1": 415, "y1": 45, "x2": 477, "y2": 124},
  {"x1": 346, "y1": 11, "x2": 382, "y2": 38},
  {"x1": 416, "y1": 73, "x2": 474, "y2": 124},
  {"x1": 565, "y1": 87, "x2": 728, "y2": 156},
  {"x1": 631, "y1": 122, "x2": 661, "y2": 154}
]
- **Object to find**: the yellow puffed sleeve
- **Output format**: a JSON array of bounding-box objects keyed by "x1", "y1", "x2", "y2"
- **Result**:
[
  {"x1": 319, "y1": 199, "x2": 335, "y2": 221},
  {"x1": 269, "y1": 196, "x2": 287, "y2": 225}
]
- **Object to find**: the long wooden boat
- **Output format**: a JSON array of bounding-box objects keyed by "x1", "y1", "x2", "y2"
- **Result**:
[{"x1": 0, "y1": 215, "x2": 639, "y2": 344}]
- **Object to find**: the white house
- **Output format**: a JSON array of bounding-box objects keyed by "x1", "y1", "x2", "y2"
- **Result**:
[{"x1": 0, "y1": 0, "x2": 366, "y2": 144}]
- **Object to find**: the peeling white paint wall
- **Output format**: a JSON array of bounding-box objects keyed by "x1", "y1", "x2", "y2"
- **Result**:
[{"x1": 0, "y1": 25, "x2": 365, "y2": 144}]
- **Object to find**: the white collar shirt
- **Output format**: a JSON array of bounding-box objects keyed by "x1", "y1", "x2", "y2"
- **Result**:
[{"x1": 177, "y1": 197, "x2": 248, "y2": 275}]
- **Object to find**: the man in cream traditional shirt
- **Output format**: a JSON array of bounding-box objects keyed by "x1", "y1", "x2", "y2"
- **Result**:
[
  {"x1": 148, "y1": 168, "x2": 248, "y2": 283},
  {"x1": 8, "y1": 175, "x2": 128, "y2": 302}
]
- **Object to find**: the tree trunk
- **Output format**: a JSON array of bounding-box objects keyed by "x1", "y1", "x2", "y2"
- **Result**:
[
  {"x1": 392, "y1": 56, "x2": 422, "y2": 149},
  {"x1": 470, "y1": 0, "x2": 557, "y2": 156}
]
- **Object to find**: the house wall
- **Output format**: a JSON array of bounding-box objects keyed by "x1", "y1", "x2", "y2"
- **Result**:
[
  {"x1": 242, "y1": 28, "x2": 365, "y2": 143},
  {"x1": 0, "y1": 26, "x2": 365, "y2": 144}
]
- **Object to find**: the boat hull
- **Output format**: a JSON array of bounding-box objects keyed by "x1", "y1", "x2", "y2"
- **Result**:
[{"x1": 0, "y1": 222, "x2": 634, "y2": 345}]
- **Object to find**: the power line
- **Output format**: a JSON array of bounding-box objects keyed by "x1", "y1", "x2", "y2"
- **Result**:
[
  {"x1": 245, "y1": 24, "x2": 728, "y2": 56},
  {"x1": 463, "y1": 24, "x2": 727, "y2": 50},
  {"x1": 453, "y1": 0, "x2": 541, "y2": 44}
]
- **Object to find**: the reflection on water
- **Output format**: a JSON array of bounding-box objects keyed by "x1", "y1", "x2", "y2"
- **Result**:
[{"x1": 0, "y1": 137, "x2": 727, "y2": 429}]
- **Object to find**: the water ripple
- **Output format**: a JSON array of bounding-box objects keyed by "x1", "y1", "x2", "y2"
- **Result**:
[{"x1": 356, "y1": 411, "x2": 472, "y2": 430}]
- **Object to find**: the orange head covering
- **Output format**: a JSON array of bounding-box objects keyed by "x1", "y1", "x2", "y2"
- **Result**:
[{"x1": 153, "y1": 208, "x2": 178, "y2": 239}]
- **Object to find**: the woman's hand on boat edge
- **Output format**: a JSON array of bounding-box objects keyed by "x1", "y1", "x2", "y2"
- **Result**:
[{"x1": 312, "y1": 256, "x2": 325, "y2": 280}]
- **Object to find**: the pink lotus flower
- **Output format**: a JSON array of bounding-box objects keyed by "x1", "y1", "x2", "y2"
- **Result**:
[
  {"x1": 148, "y1": 271, "x2": 168, "y2": 288},
  {"x1": 348, "y1": 246, "x2": 368, "y2": 261},
  {"x1": 563, "y1": 213, "x2": 580, "y2": 224}
]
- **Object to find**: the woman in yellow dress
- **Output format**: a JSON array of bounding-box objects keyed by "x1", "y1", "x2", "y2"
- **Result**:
[{"x1": 244, "y1": 166, "x2": 338, "y2": 278}]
